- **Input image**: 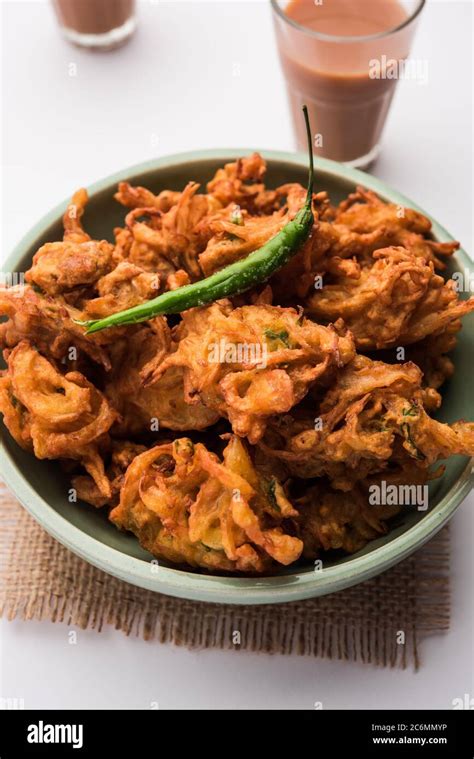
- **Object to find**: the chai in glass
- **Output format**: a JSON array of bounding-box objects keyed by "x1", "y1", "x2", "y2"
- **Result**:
[
  {"x1": 52, "y1": 0, "x2": 136, "y2": 50},
  {"x1": 272, "y1": 0, "x2": 425, "y2": 167}
]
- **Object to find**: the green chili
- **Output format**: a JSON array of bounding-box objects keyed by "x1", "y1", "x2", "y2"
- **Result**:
[{"x1": 79, "y1": 106, "x2": 314, "y2": 334}]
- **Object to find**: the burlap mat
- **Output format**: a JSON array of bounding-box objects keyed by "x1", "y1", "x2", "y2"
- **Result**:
[{"x1": 0, "y1": 481, "x2": 450, "y2": 669}]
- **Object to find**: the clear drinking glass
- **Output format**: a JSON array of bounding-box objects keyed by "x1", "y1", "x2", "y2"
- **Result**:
[
  {"x1": 271, "y1": 0, "x2": 425, "y2": 168},
  {"x1": 52, "y1": 0, "x2": 137, "y2": 51}
]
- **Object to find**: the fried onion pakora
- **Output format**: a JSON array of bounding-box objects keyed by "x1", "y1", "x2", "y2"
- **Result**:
[
  {"x1": 333, "y1": 187, "x2": 459, "y2": 270},
  {"x1": 104, "y1": 319, "x2": 219, "y2": 436},
  {"x1": 110, "y1": 435, "x2": 302, "y2": 572},
  {"x1": 205, "y1": 152, "x2": 281, "y2": 214},
  {"x1": 260, "y1": 355, "x2": 474, "y2": 490},
  {"x1": 0, "y1": 286, "x2": 112, "y2": 369},
  {"x1": 72, "y1": 440, "x2": 147, "y2": 508},
  {"x1": 198, "y1": 184, "x2": 311, "y2": 277},
  {"x1": 295, "y1": 482, "x2": 402, "y2": 557},
  {"x1": 1, "y1": 154, "x2": 473, "y2": 574},
  {"x1": 119, "y1": 182, "x2": 223, "y2": 281},
  {"x1": 0, "y1": 342, "x2": 117, "y2": 496},
  {"x1": 83, "y1": 262, "x2": 160, "y2": 319},
  {"x1": 26, "y1": 190, "x2": 114, "y2": 296},
  {"x1": 305, "y1": 246, "x2": 474, "y2": 349},
  {"x1": 145, "y1": 301, "x2": 355, "y2": 443}
]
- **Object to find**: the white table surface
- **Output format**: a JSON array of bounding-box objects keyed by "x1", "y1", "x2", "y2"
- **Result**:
[{"x1": 0, "y1": 0, "x2": 473, "y2": 710}]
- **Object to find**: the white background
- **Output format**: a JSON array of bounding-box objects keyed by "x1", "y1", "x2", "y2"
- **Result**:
[{"x1": 0, "y1": 0, "x2": 473, "y2": 709}]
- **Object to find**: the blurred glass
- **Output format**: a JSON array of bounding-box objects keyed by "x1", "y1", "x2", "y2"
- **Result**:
[{"x1": 52, "y1": 0, "x2": 136, "y2": 51}]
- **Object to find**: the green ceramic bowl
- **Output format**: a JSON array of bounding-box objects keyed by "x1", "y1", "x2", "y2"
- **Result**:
[{"x1": 1, "y1": 150, "x2": 473, "y2": 604}]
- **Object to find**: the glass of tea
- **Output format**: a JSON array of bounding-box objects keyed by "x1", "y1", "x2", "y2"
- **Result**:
[{"x1": 272, "y1": 0, "x2": 426, "y2": 168}]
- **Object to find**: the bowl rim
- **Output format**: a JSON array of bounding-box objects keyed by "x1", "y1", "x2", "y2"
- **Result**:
[{"x1": 1, "y1": 148, "x2": 473, "y2": 605}]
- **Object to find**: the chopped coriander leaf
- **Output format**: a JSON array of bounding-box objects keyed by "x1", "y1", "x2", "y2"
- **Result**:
[
  {"x1": 400, "y1": 422, "x2": 425, "y2": 460},
  {"x1": 266, "y1": 477, "x2": 280, "y2": 511},
  {"x1": 264, "y1": 329, "x2": 290, "y2": 347}
]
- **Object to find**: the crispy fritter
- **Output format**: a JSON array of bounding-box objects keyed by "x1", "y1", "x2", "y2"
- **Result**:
[
  {"x1": 120, "y1": 182, "x2": 222, "y2": 280},
  {"x1": 72, "y1": 440, "x2": 147, "y2": 508},
  {"x1": 84, "y1": 262, "x2": 160, "y2": 318},
  {"x1": 334, "y1": 187, "x2": 459, "y2": 270},
  {"x1": 110, "y1": 435, "x2": 302, "y2": 572},
  {"x1": 206, "y1": 153, "x2": 280, "y2": 213},
  {"x1": 406, "y1": 324, "x2": 459, "y2": 391},
  {"x1": 199, "y1": 184, "x2": 310, "y2": 276},
  {"x1": 296, "y1": 482, "x2": 401, "y2": 557},
  {"x1": 25, "y1": 190, "x2": 114, "y2": 295},
  {"x1": 0, "y1": 286, "x2": 112, "y2": 369},
  {"x1": 306, "y1": 246, "x2": 474, "y2": 349},
  {"x1": 145, "y1": 301, "x2": 355, "y2": 443},
  {"x1": 0, "y1": 342, "x2": 118, "y2": 495},
  {"x1": 115, "y1": 182, "x2": 181, "y2": 212},
  {"x1": 199, "y1": 208, "x2": 287, "y2": 276},
  {"x1": 260, "y1": 356, "x2": 474, "y2": 489},
  {"x1": 105, "y1": 320, "x2": 219, "y2": 435}
]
